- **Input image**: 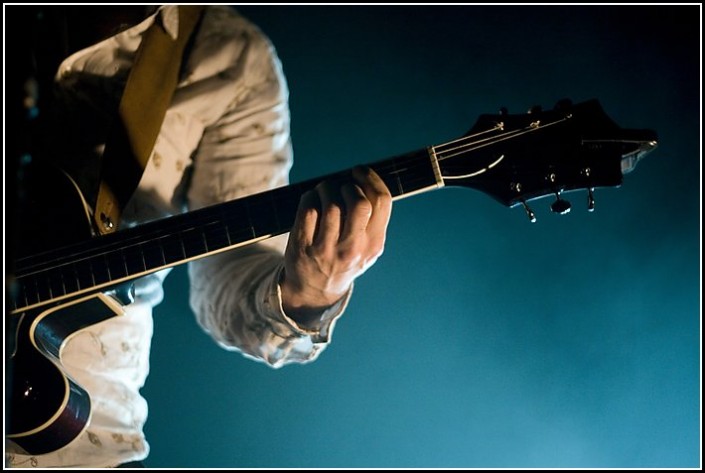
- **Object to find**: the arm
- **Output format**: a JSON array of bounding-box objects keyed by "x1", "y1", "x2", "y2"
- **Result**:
[{"x1": 185, "y1": 7, "x2": 392, "y2": 368}]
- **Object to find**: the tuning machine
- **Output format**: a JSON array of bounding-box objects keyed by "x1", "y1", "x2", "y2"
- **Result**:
[
  {"x1": 550, "y1": 192, "x2": 572, "y2": 214},
  {"x1": 521, "y1": 200, "x2": 537, "y2": 223},
  {"x1": 580, "y1": 167, "x2": 596, "y2": 212},
  {"x1": 511, "y1": 181, "x2": 537, "y2": 223},
  {"x1": 546, "y1": 172, "x2": 571, "y2": 215}
]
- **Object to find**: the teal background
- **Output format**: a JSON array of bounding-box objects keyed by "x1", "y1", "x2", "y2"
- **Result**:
[{"x1": 142, "y1": 5, "x2": 700, "y2": 468}]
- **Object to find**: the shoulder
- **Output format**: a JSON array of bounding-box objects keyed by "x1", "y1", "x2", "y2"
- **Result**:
[
  {"x1": 183, "y1": 6, "x2": 284, "y2": 84},
  {"x1": 198, "y1": 6, "x2": 278, "y2": 60}
]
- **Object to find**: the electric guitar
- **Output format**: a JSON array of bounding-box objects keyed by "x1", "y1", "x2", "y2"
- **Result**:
[{"x1": 5, "y1": 99, "x2": 657, "y2": 455}]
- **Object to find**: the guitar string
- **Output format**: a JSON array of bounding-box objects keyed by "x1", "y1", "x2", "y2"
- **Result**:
[
  {"x1": 366, "y1": 120, "x2": 561, "y2": 187},
  {"x1": 359, "y1": 115, "x2": 570, "y2": 197},
  {"x1": 433, "y1": 117, "x2": 570, "y2": 180},
  {"x1": 15, "y1": 119, "x2": 548, "y2": 272},
  {"x1": 435, "y1": 116, "x2": 568, "y2": 162},
  {"x1": 15, "y1": 153, "x2": 424, "y2": 278},
  {"x1": 341, "y1": 116, "x2": 568, "y2": 186},
  {"x1": 14, "y1": 116, "x2": 568, "y2": 306}
]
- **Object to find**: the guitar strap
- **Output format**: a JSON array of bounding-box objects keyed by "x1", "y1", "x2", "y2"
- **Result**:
[{"x1": 93, "y1": 6, "x2": 204, "y2": 235}]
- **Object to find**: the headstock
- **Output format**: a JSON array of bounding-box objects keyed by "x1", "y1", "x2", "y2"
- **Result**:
[{"x1": 434, "y1": 99, "x2": 657, "y2": 221}]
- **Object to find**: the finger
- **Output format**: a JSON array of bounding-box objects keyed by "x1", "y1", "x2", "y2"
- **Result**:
[
  {"x1": 352, "y1": 166, "x2": 393, "y2": 239},
  {"x1": 291, "y1": 190, "x2": 319, "y2": 248},
  {"x1": 339, "y1": 182, "x2": 372, "y2": 243},
  {"x1": 314, "y1": 180, "x2": 343, "y2": 248}
]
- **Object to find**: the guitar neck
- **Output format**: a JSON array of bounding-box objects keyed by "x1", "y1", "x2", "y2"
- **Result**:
[{"x1": 10, "y1": 147, "x2": 443, "y2": 314}]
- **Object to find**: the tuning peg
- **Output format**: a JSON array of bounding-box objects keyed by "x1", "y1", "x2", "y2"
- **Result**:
[
  {"x1": 499, "y1": 106, "x2": 508, "y2": 116},
  {"x1": 587, "y1": 187, "x2": 595, "y2": 212},
  {"x1": 550, "y1": 192, "x2": 572, "y2": 215},
  {"x1": 521, "y1": 200, "x2": 537, "y2": 223}
]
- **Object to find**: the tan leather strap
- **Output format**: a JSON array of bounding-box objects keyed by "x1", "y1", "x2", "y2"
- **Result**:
[{"x1": 94, "y1": 6, "x2": 203, "y2": 234}]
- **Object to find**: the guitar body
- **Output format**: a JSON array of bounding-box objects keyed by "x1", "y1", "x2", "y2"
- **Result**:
[
  {"x1": 7, "y1": 293, "x2": 124, "y2": 454},
  {"x1": 6, "y1": 162, "x2": 128, "y2": 454}
]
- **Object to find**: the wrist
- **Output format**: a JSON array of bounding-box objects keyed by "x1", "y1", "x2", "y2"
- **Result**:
[{"x1": 279, "y1": 270, "x2": 349, "y2": 327}]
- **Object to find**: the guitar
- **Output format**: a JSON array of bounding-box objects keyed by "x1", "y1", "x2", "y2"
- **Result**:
[{"x1": 6, "y1": 98, "x2": 657, "y2": 455}]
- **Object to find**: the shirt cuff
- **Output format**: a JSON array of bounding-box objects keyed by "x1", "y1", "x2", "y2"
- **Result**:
[{"x1": 262, "y1": 264, "x2": 353, "y2": 344}]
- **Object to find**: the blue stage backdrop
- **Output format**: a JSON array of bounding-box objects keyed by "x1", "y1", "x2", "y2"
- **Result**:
[{"x1": 142, "y1": 5, "x2": 700, "y2": 468}]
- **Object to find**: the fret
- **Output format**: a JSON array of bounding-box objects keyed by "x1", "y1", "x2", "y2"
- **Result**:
[
  {"x1": 105, "y1": 250, "x2": 128, "y2": 280},
  {"x1": 141, "y1": 247, "x2": 147, "y2": 272},
  {"x1": 224, "y1": 223, "x2": 232, "y2": 246},
  {"x1": 159, "y1": 235, "x2": 181, "y2": 265},
  {"x1": 91, "y1": 255, "x2": 110, "y2": 285},
  {"x1": 388, "y1": 156, "x2": 404, "y2": 196},
  {"x1": 220, "y1": 202, "x2": 254, "y2": 246},
  {"x1": 35, "y1": 272, "x2": 51, "y2": 303},
  {"x1": 203, "y1": 222, "x2": 230, "y2": 252},
  {"x1": 46, "y1": 267, "x2": 66, "y2": 300},
  {"x1": 159, "y1": 242, "x2": 167, "y2": 266},
  {"x1": 201, "y1": 230, "x2": 209, "y2": 253},
  {"x1": 90, "y1": 259, "x2": 97, "y2": 287},
  {"x1": 121, "y1": 252, "x2": 129, "y2": 276},
  {"x1": 88, "y1": 259, "x2": 96, "y2": 287},
  {"x1": 179, "y1": 233, "x2": 187, "y2": 258},
  {"x1": 247, "y1": 194, "x2": 279, "y2": 237},
  {"x1": 36, "y1": 274, "x2": 53, "y2": 301},
  {"x1": 29, "y1": 276, "x2": 40, "y2": 306},
  {"x1": 380, "y1": 149, "x2": 440, "y2": 199},
  {"x1": 62, "y1": 264, "x2": 80, "y2": 294},
  {"x1": 10, "y1": 145, "x2": 442, "y2": 314},
  {"x1": 180, "y1": 227, "x2": 206, "y2": 258},
  {"x1": 47, "y1": 274, "x2": 54, "y2": 300},
  {"x1": 245, "y1": 201, "x2": 257, "y2": 240},
  {"x1": 104, "y1": 253, "x2": 113, "y2": 282},
  {"x1": 19, "y1": 276, "x2": 37, "y2": 307},
  {"x1": 124, "y1": 245, "x2": 147, "y2": 275},
  {"x1": 59, "y1": 268, "x2": 67, "y2": 296},
  {"x1": 73, "y1": 263, "x2": 83, "y2": 291},
  {"x1": 74, "y1": 259, "x2": 95, "y2": 290},
  {"x1": 222, "y1": 222, "x2": 255, "y2": 247},
  {"x1": 142, "y1": 240, "x2": 166, "y2": 269}
]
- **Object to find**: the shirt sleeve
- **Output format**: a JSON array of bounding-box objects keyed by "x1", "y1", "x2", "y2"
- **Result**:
[{"x1": 185, "y1": 7, "x2": 350, "y2": 368}]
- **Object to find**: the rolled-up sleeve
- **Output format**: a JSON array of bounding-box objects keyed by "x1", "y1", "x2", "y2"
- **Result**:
[{"x1": 185, "y1": 7, "x2": 349, "y2": 368}]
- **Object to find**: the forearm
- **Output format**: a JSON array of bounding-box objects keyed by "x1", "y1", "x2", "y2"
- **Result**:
[{"x1": 188, "y1": 237, "x2": 349, "y2": 368}]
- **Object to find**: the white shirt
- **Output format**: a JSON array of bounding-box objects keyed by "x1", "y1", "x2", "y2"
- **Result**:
[{"x1": 6, "y1": 6, "x2": 349, "y2": 468}]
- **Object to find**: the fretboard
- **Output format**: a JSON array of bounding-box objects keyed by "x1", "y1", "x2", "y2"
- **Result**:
[{"x1": 10, "y1": 147, "x2": 443, "y2": 313}]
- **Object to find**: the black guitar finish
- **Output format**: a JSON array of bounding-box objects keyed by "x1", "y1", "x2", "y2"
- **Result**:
[
  {"x1": 6, "y1": 99, "x2": 658, "y2": 455},
  {"x1": 8, "y1": 294, "x2": 122, "y2": 454}
]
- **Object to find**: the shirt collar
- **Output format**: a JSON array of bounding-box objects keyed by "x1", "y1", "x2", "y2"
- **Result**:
[{"x1": 155, "y1": 5, "x2": 180, "y2": 41}]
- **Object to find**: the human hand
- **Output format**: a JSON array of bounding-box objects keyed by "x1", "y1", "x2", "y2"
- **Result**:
[{"x1": 280, "y1": 166, "x2": 392, "y2": 326}]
